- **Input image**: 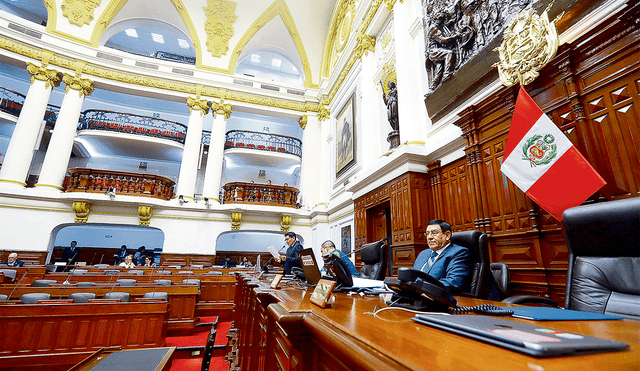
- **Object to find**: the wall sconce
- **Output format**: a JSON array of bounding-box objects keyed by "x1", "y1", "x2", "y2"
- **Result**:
[
  {"x1": 178, "y1": 195, "x2": 188, "y2": 205},
  {"x1": 204, "y1": 197, "x2": 211, "y2": 207}
]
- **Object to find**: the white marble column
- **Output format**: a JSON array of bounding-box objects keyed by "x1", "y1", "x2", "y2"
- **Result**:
[
  {"x1": 393, "y1": 0, "x2": 429, "y2": 146},
  {"x1": 201, "y1": 101, "x2": 231, "y2": 203},
  {"x1": 175, "y1": 97, "x2": 209, "y2": 200},
  {"x1": 359, "y1": 36, "x2": 380, "y2": 168},
  {"x1": 36, "y1": 74, "x2": 93, "y2": 190},
  {"x1": 299, "y1": 114, "x2": 321, "y2": 208},
  {"x1": 0, "y1": 63, "x2": 62, "y2": 187}
]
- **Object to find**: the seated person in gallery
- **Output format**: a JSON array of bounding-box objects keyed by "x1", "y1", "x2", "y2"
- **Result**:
[
  {"x1": 241, "y1": 256, "x2": 252, "y2": 267},
  {"x1": 113, "y1": 245, "x2": 128, "y2": 265},
  {"x1": 320, "y1": 240, "x2": 360, "y2": 277},
  {"x1": 119, "y1": 254, "x2": 136, "y2": 268},
  {"x1": 133, "y1": 246, "x2": 146, "y2": 266},
  {"x1": 1, "y1": 252, "x2": 24, "y2": 267},
  {"x1": 412, "y1": 219, "x2": 471, "y2": 293},
  {"x1": 143, "y1": 256, "x2": 156, "y2": 267},
  {"x1": 221, "y1": 255, "x2": 237, "y2": 268},
  {"x1": 277, "y1": 231, "x2": 303, "y2": 275},
  {"x1": 61, "y1": 241, "x2": 82, "y2": 265}
]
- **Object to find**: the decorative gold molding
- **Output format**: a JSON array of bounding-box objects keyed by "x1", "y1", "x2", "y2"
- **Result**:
[
  {"x1": 26, "y1": 62, "x2": 63, "y2": 89},
  {"x1": 63, "y1": 74, "x2": 94, "y2": 97},
  {"x1": 495, "y1": 4, "x2": 563, "y2": 86},
  {"x1": 187, "y1": 97, "x2": 211, "y2": 116},
  {"x1": 383, "y1": 0, "x2": 404, "y2": 11},
  {"x1": 354, "y1": 31, "x2": 375, "y2": 59},
  {"x1": 0, "y1": 178, "x2": 27, "y2": 186},
  {"x1": 61, "y1": 0, "x2": 101, "y2": 27},
  {"x1": 231, "y1": 211, "x2": 242, "y2": 230},
  {"x1": 211, "y1": 101, "x2": 232, "y2": 119},
  {"x1": 281, "y1": 215, "x2": 292, "y2": 232},
  {"x1": 298, "y1": 115, "x2": 308, "y2": 129},
  {"x1": 317, "y1": 105, "x2": 330, "y2": 122},
  {"x1": 72, "y1": 201, "x2": 91, "y2": 223},
  {"x1": 381, "y1": 29, "x2": 392, "y2": 54},
  {"x1": 204, "y1": 0, "x2": 238, "y2": 58},
  {"x1": 138, "y1": 205, "x2": 152, "y2": 226}
]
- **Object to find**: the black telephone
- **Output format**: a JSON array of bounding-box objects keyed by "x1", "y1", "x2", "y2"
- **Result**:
[{"x1": 383, "y1": 268, "x2": 457, "y2": 312}]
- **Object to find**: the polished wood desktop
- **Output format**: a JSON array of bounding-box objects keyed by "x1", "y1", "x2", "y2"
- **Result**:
[
  {"x1": 228, "y1": 273, "x2": 640, "y2": 371},
  {"x1": 68, "y1": 346, "x2": 176, "y2": 371}
]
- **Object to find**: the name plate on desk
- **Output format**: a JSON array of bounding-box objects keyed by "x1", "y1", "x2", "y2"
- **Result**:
[
  {"x1": 310, "y1": 279, "x2": 337, "y2": 308},
  {"x1": 270, "y1": 274, "x2": 283, "y2": 289}
]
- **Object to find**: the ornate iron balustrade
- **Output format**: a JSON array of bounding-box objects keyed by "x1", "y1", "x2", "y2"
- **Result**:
[
  {"x1": 224, "y1": 130, "x2": 302, "y2": 158},
  {"x1": 65, "y1": 168, "x2": 175, "y2": 201},
  {"x1": 78, "y1": 109, "x2": 188, "y2": 144},
  {"x1": 222, "y1": 182, "x2": 299, "y2": 208},
  {"x1": 0, "y1": 86, "x2": 59, "y2": 123}
]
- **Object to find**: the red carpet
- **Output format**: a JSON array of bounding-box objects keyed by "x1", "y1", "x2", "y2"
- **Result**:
[{"x1": 167, "y1": 318, "x2": 231, "y2": 371}]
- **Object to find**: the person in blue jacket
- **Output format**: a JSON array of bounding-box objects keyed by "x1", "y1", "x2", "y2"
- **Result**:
[
  {"x1": 277, "y1": 231, "x2": 303, "y2": 275},
  {"x1": 320, "y1": 240, "x2": 360, "y2": 277},
  {"x1": 412, "y1": 219, "x2": 471, "y2": 293}
]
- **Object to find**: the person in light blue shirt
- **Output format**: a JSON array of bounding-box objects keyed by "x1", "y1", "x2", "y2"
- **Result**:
[{"x1": 320, "y1": 240, "x2": 360, "y2": 278}]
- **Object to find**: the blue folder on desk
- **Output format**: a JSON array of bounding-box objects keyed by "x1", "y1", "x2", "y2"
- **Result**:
[{"x1": 509, "y1": 307, "x2": 623, "y2": 321}]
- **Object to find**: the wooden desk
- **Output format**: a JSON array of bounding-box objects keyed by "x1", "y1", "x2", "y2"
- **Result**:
[
  {"x1": 69, "y1": 346, "x2": 176, "y2": 371},
  {"x1": 229, "y1": 273, "x2": 640, "y2": 371}
]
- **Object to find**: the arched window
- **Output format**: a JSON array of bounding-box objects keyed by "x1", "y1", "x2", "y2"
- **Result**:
[{"x1": 236, "y1": 50, "x2": 302, "y2": 86}]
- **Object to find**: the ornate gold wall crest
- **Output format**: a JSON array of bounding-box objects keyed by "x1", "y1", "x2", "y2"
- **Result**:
[
  {"x1": 281, "y1": 215, "x2": 291, "y2": 232},
  {"x1": 138, "y1": 205, "x2": 152, "y2": 226},
  {"x1": 298, "y1": 115, "x2": 307, "y2": 129},
  {"x1": 231, "y1": 211, "x2": 242, "y2": 230},
  {"x1": 61, "y1": 0, "x2": 101, "y2": 27},
  {"x1": 72, "y1": 201, "x2": 91, "y2": 223},
  {"x1": 495, "y1": 4, "x2": 563, "y2": 86},
  {"x1": 204, "y1": 0, "x2": 238, "y2": 58}
]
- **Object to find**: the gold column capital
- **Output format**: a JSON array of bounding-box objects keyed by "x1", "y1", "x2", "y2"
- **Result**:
[
  {"x1": 355, "y1": 32, "x2": 375, "y2": 59},
  {"x1": 72, "y1": 201, "x2": 91, "y2": 223},
  {"x1": 63, "y1": 73, "x2": 94, "y2": 97},
  {"x1": 26, "y1": 62, "x2": 63, "y2": 89},
  {"x1": 281, "y1": 215, "x2": 292, "y2": 232},
  {"x1": 211, "y1": 101, "x2": 233, "y2": 120},
  {"x1": 187, "y1": 97, "x2": 211, "y2": 116},
  {"x1": 298, "y1": 115, "x2": 308, "y2": 129},
  {"x1": 317, "y1": 106, "x2": 330, "y2": 122},
  {"x1": 138, "y1": 205, "x2": 153, "y2": 226}
]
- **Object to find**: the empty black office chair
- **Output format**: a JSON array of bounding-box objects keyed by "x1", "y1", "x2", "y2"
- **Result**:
[
  {"x1": 103, "y1": 292, "x2": 130, "y2": 302},
  {"x1": 359, "y1": 239, "x2": 388, "y2": 280},
  {"x1": 45, "y1": 264, "x2": 57, "y2": 273},
  {"x1": 152, "y1": 279, "x2": 172, "y2": 286},
  {"x1": 95, "y1": 264, "x2": 109, "y2": 269},
  {"x1": 182, "y1": 278, "x2": 201, "y2": 290},
  {"x1": 116, "y1": 278, "x2": 137, "y2": 287},
  {"x1": 127, "y1": 270, "x2": 144, "y2": 275},
  {"x1": 490, "y1": 262, "x2": 510, "y2": 298},
  {"x1": 0, "y1": 294, "x2": 8, "y2": 301},
  {"x1": 77, "y1": 281, "x2": 96, "y2": 287},
  {"x1": 178, "y1": 270, "x2": 194, "y2": 275},
  {"x1": 156, "y1": 270, "x2": 172, "y2": 275},
  {"x1": 450, "y1": 230, "x2": 492, "y2": 299},
  {"x1": 20, "y1": 293, "x2": 51, "y2": 304},
  {"x1": 31, "y1": 279, "x2": 57, "y2": 287},
  {"x1": 201, "y1": 318, "x2": 220, "y2": 371},
  {"x1": 0, "y1": 269, "x2": 17, "y2": 282},
  {"x1": 205, "y1": 271, "x2": 223, "y2": 275},
  {"x1": 71, "y1": 269, "x2": 88, "y2": 276},
  {"x1": 68, "y1": 293, "x2": 96, "y2": 303},
  {"x1": 103, "y1": 269, "x2": 120, "y2": 275},
  {"x1": 143, "y1": 292, "x2": 168, "y2": 300}
]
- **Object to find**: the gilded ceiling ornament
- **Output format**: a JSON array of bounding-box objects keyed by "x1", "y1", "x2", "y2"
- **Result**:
[
  {"x1": 63, "y1": 74, "x2": 94, "y2": 97},
  {"x1": 381, "y1": 29, "x2": 392, "y2": 54},
  {"x1": 187, "y1": 97, "x2": 211, "y2": 116},
  {"x1": 138, "y1": 205, "x2": 152, "y2": 226},
  {"x1": 317, "y1": 106, "x2": 330, "y2": 122},
  {"x1": 72, "y1": 201, "x2": 91, "y2": 223},
  {"x1": 384, "y1": 0, "x2": 403, "y2": 11},
  {"x1": 26, "y1": 62, "x2": 63, "y2": 89},
  {"x1": 495, "y1": 4, "x2": 563, "y2": 86},
  {"x1": 354, "y1": 32, "x2": 375, "y2": 59},
  {"x1": 231, "y1": 211, "x2": 242, "y2": 230},
  {"x1": 299, "y1": 115, "x2": 308, "y2": 129},
  {"x1": 204, "y1": 0, "x2": 238, "y2": 58},
  {"x1": 281, "y1": 215, "x2": 292, "y2": 232},
  {"x1": 61, "y1": 0, "x2": 101, "y2": 27}
]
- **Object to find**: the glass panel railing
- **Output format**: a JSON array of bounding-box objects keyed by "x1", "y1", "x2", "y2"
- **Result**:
[
  {"x1": 64, "y1": 168, "x2": 175, "y2": 201},
  {"x1": 224, "y1": 130, "x2": 302, "y2": 158},
  {"x1": 222, "y1": 182, "x2": 299, "y2": 208},
  {"x1": 77, "y1": 109, "x2": 188, "y2": 144}
]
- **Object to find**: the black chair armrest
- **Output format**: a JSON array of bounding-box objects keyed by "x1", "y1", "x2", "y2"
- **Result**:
[{"x1": 502, "y1": 295, "x2": 559, "y2": 307}]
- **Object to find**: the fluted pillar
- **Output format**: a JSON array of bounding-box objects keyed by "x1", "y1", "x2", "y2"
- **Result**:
[
  {"x1": 356, "y1": 32, "x2": 379, "y2": 168},
  {"x1": 175, "y1": 97, "x2": 209, "y2": 200},
  {"x1": 393, "y1": 0, "x2": 429, "y2": 146},
  {"x1": 0, "y1": 63, "x2": 62, "y2": 187},
  {"x1": 300, "y1": 113, "x2": 321, "y2": 208},
  {"x1": 36, "y1": 74, "x2": 94, "y2": 190},
  {"x1": 201, "y1": 101, "x2": 232, "y2": 203}
]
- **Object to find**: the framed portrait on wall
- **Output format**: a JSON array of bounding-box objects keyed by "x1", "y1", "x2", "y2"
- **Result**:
[
  {"x1": 341, "y1": 225, "x2": 351, "y2": 255},
  {"x1": 336, "y1": 92, "x2": 356, "y2": 177}
]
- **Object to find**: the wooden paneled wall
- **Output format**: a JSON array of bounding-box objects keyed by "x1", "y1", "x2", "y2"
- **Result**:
[{"x1": 355, "y1": 4, "x2": 640, "y2": 303}]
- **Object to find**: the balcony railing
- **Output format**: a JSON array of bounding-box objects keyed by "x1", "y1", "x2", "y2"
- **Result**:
[
  {"x1": 65, "y1": 168, "x2": 175, "y2": 201},
  {"x1": 224, "y1": 130, "x2": 302, "y2": 158},
  {"x1": 78, "y1": 109, "x2": 188, "y2": 144},
  {"x1": 222, "y1": 182, "x2": 299, "y2": 208},
  {"x1": 0, "y1": 86, "x2": 59, "y2": 123}
]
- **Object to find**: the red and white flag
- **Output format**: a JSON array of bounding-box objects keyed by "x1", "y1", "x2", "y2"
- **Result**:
[{"x1": 501, "y1": 86, "x2": 606, "y2": 221}]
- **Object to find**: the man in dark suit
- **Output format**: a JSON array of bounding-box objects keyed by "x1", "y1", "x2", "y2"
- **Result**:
[
  {"x1": 412, "y1": 219, "x2": 471, "y2": 293},
  {"x1": 1, "y1": 253, "x2": 24, "y2": 267},
  {"x1": 61, "y1": 241, "x2": 82, "y2": 265},
  {"x1": 277, "y1": 231, "x2": 303, "y2": 275}
]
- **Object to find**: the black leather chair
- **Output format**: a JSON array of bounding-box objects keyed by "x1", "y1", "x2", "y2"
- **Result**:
[
  {"x1": 0, "y1": 294, "x2": 8, "y2": 301},
  {"x1": 562, "y1": 198, "x2": 640, "y2": 320},
  {"x1": 490, "y1": 262, "x2": 510, "y2": 298},
  {"x1": 116, "y1": 278, "x2": 137, "y2": 287},
  {"x1": 450, "y1": 230, "x2": 492, "y2": 299},
  {"x1": 20, "y1": 293, "x2": 51, "y2": 304},
  {"x1": 31, "y1": 279, "x2": 57, "y2": 287},
  {"x1": 103, "y1": 292, "x2": 130, "y2": 302},
  {"x1": 68, "y1": 293, "x2": 96, "y2": 303},
  {"x1": 143, "y1": 292, "x2": 168, "y2": 300},
  {"x1": 359, "y1": 239, "x2": 387, "y2": 280},
  {"x1": 0, "y1": 269, "x2": 17, "y2": 282},
  {"x1": 153, "y1": 279, "x2": 172, "y2": 286}
]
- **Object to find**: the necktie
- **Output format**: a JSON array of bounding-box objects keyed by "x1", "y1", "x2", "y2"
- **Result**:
[{"x1": 427, "y1": 254, "x2": 437, "y2": 268}]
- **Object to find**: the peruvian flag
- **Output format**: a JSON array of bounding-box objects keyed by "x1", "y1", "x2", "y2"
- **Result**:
[{"x1": 501, "y1": 87, "x2": 606, "y2": 221}]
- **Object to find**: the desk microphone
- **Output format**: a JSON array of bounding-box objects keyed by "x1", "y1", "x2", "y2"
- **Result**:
[
  {"x1": 262, "y1": 246, "x2": 286, "y2": 273},
  {"x1": 59, "y1": 270, "x2": 74, "y2": 300},
  {"x1": 98, "y1": 254, "x2": 104, "y2": 265},
  {"x1": 89, "y1": 252, "x2": 97, "y2": 266},
  {"x1": 8, "y1": 267, "x2": 30, "y2": 300}
]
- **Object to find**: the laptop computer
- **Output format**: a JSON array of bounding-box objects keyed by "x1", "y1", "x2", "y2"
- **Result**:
[
  {"x1": 509, "y1": 306, "x2": 624, "y2": 321},
  {"x1": 297, "y1": 248, "x2": 321, "y2": 285},
  {"x1": 412, "y1": 314, "x2": 629, "y2": 357}
]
